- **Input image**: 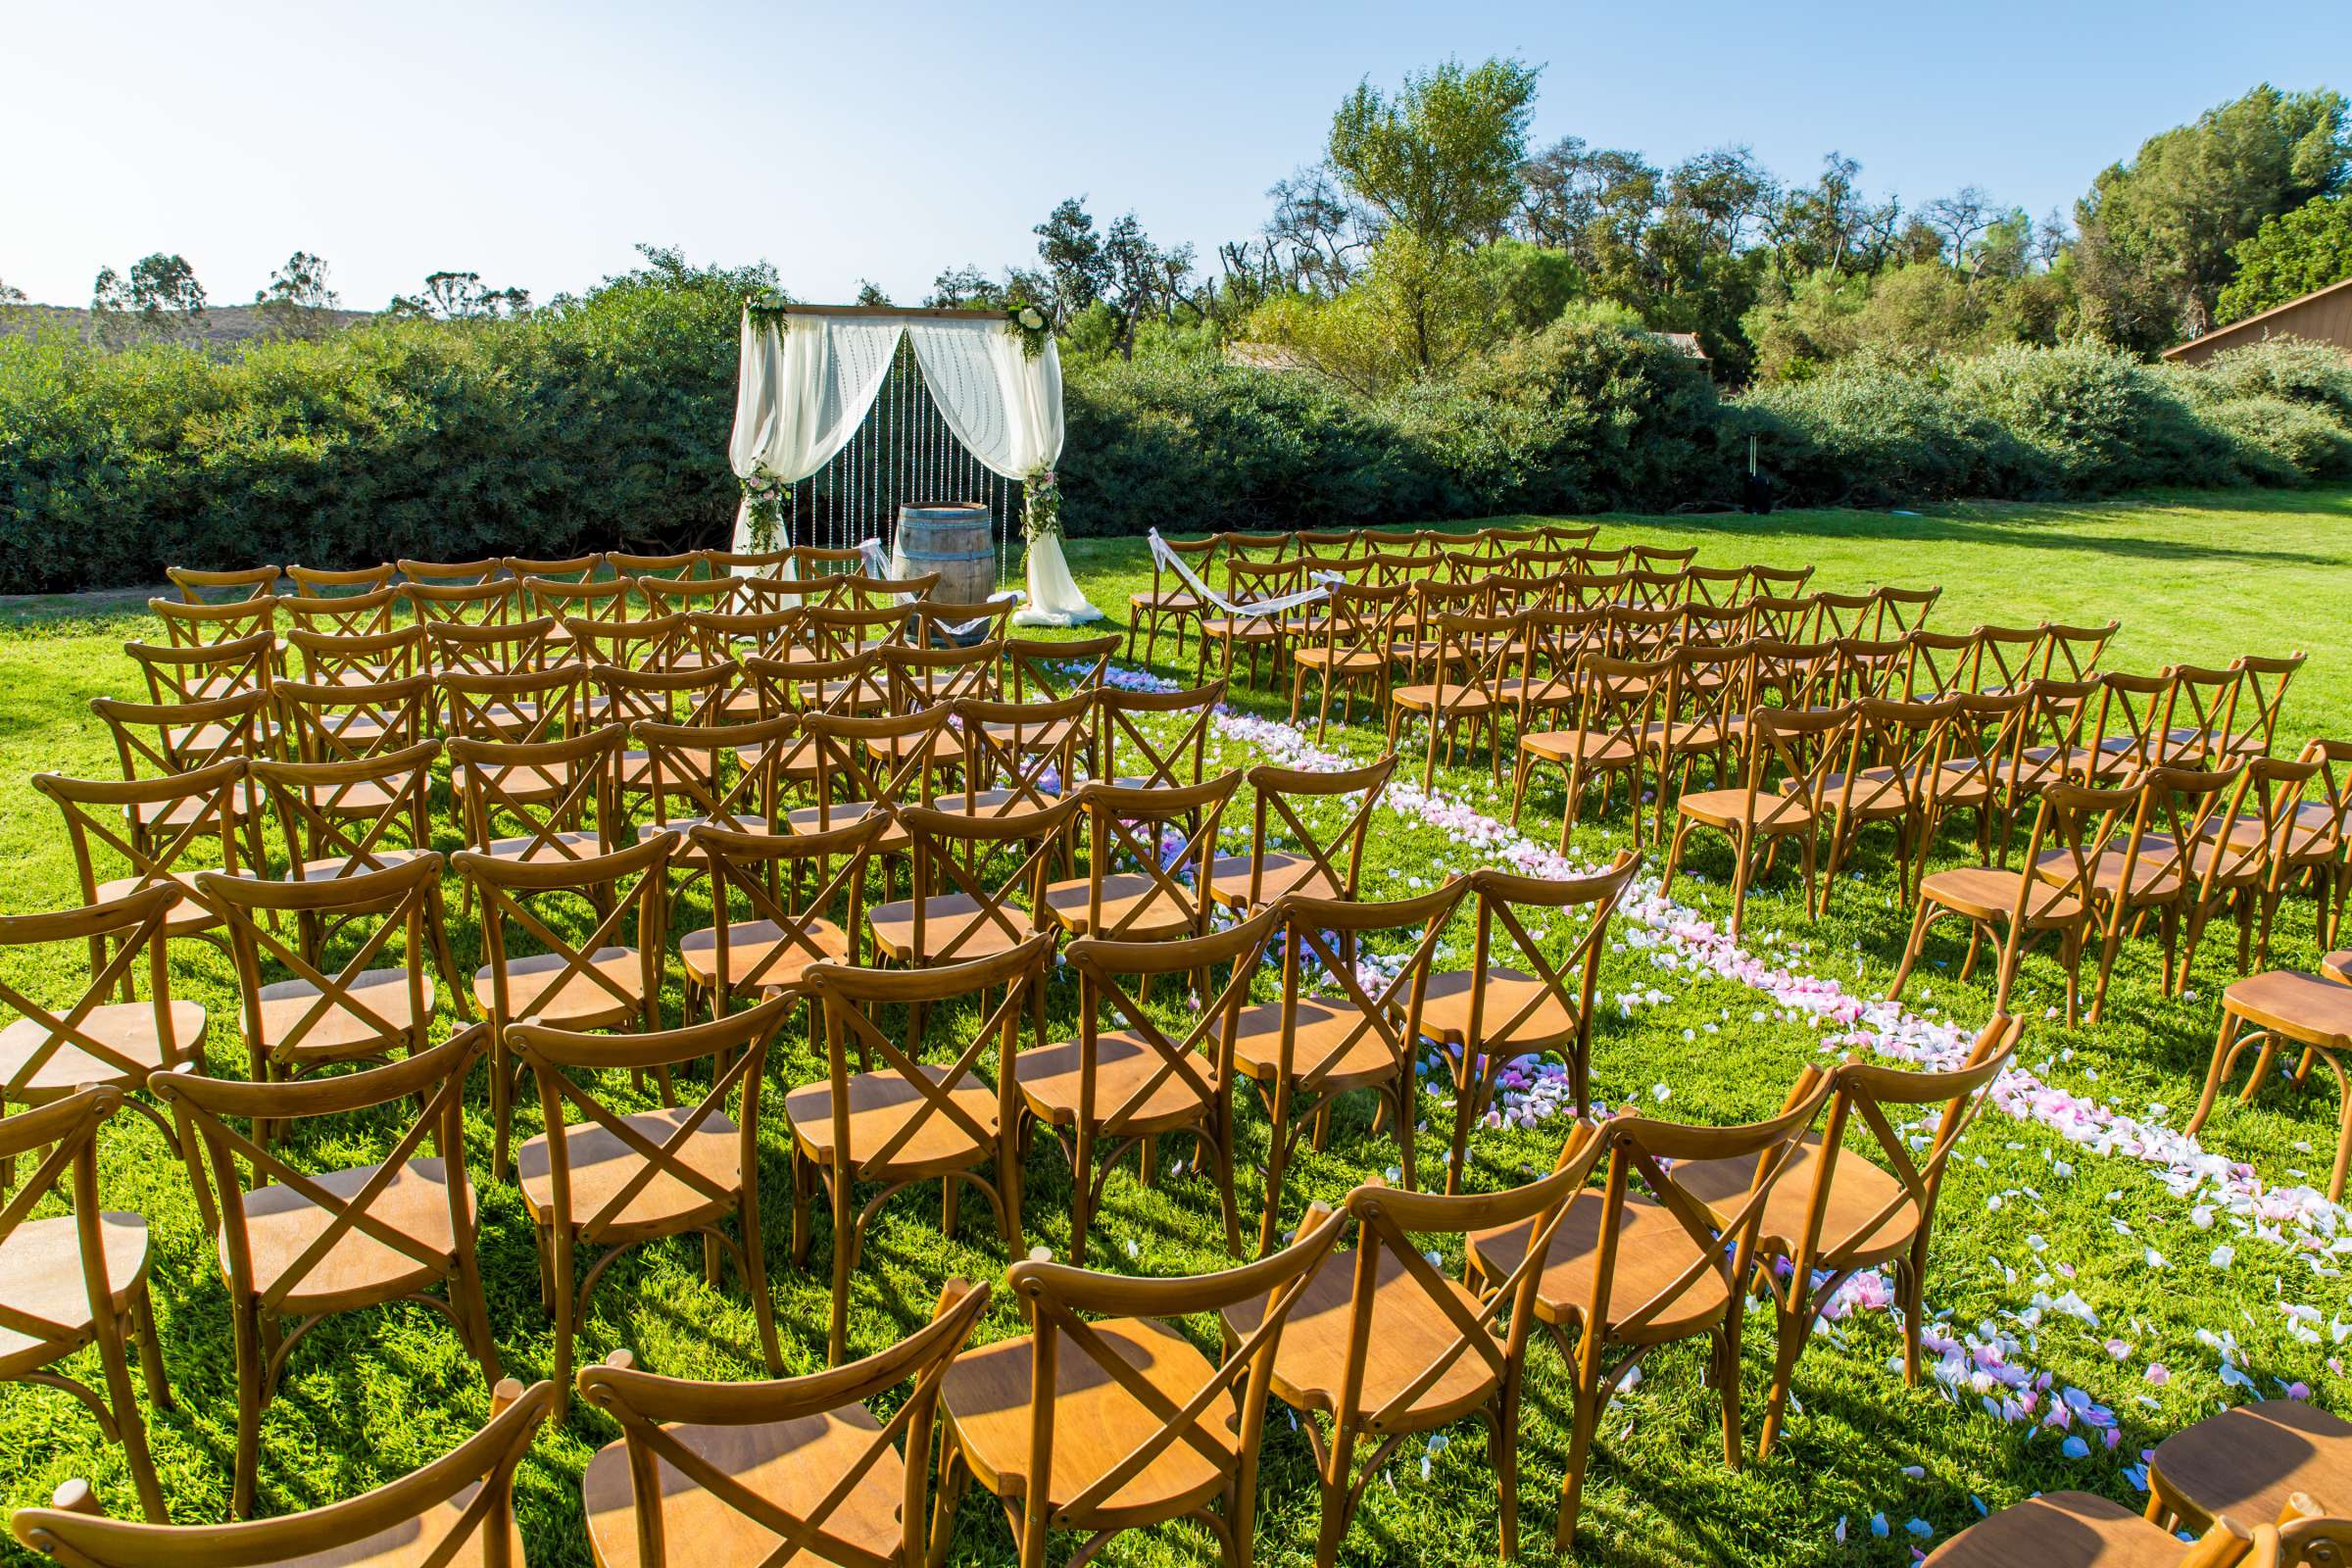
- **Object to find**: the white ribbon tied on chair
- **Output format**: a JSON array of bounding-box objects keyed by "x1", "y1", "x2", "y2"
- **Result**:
[{"x1": 1147, "y1": 529, "x2": 1340, "y2": 617}]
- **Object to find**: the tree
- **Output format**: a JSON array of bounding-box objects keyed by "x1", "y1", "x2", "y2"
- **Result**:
[
  {"x1": 253, "y1": 250, "x2": 340, "y2": 338},
  {"x1": 925, "y1": 265, "x2": 1005, "y2": 309},
  {"x1": 1261, "y1": 165, "x2": 1373, "y2": 292},
  {"x1": 1030, "y1": 197, "x2": 1111, "y2": 327},
  {"x1": 1920, "y1": 187, "x2": 1993, "y2": 271},
  {"x1": 90, "y1": 252, "x2": 207, "y2": 346},
  {"x1": 387, "y1": 270, "x2": 530, "y2": 320},
  {"x1": 854, "y1": 279, "x2": 892, "y2": 307},
  {"x1": 2217, "y1": 193, "x2": 2352, "y2": 322},
  {"x1": 2075, "y1": 83, "x2": 2350, "y2": 350}
]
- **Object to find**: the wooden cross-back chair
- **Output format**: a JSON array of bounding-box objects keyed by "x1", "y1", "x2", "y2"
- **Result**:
[
  {"x1": 1742, "y1": 594, "x2": 1814, "y2": 647},
  {"x1": 510, "y1": 994, "x2": 795, "y2": 1419},
  {"x1": 1228, "y1": 1153, "x2": 1599, "y2": 1567},
  {"x1": 1868, "y1": 583, "x2": 1938, "y2": 637},
  {"x1": 166, "y1": 564, "x2": 280, "y2": 604},
  {"x1": 1869, "y1": 1491, "x2": 2258, "y2": 1567},
  {"x1": 625, "y1": 708, "x2": 791, "y2": 871},
  {"x1": 1992, "y1": 676, "x2": 2100, "y2": 852},
  {"x1": 125, "y1": 629, "x2": 274, "y2": 709},
  {"x1": 876, "y1": 641, "x2": 998, "y2": 719},
  {"x1": 789, "y1": 708, "x2": 952, "y2": 869},
  {"x1": 1630, "y1": 544, "x2": 1696, "y2": 574},
  {"x1": 2205, "y1": 737, "x2": 2352, "y2": 956},
  {"x1": 566, "y1": 612, "x2": 697, "y2": 674},
  {"x1": 398, "y1": 555, "x2": 509, "y2": 586},
  {"x1": 941, "y1": 693, "x2": 1089, "y2": 824},
  {"x1": 447, "y1": 723, "x2": 626, "y2": 899},
  {"x1": 1026, "y1": 907, "x2": 1281, "y2": 1265},
  {"x1": 797, "y1": 937, "x2": 1053, "y2": 1362},
  {"x1": 1969, "y1": 623, "x2": 2047, "y2": 697},
  {"x1": 1199, "y1": 556, "x2": 1301, "y2": 691},
  {"x1": 1388, "y1": 609, "x2": 1524, "y2": 790},
  {"x1": 707, "y1": 544, "x2": 794, "y2": 578},
  {"x1": 688, "y1": 608, "x2": 802, "y2": 694},
  {"x1": 249, "y1": 744, "x2": 452, "y2": 973},
  {"x1": 1539, "y1": 522, "x2": 1599, "y2": 553},
  {"x1": 508, "y1": 552, "x2": 604, "y2": 583},
  {"x1": 1512, "y1": 651, "x2": 1668, "y2": 851},
  {"x1": 2155, "y1": 663, "x2": 2244, "y2": 767},
  {"x1": 2037, "y1": 618, "x2": 2120, "y2": 685},
  {"x1": 1805, "y1": 590, "x2": 1877, "y2": 644},
  {"x1": 1241, "y1": 881, "x2": 1466, "y2": 1253},
  {"x1": 593, "y1": 661, "x2": 740, "y2": 808},
  {"x1": 909, "y1": 599, "x2": 1015, "y2": 650},
  {"x1": 284, "y1": 624, "x2": 425, "y2": 689},
  {"x1": 1680, "y1": 564, "x2": 1748, "y2": 609},
  {"x1": 1618, "y1": 567, "x2": 1688, "y2": 612},
  {"x1": 1096, "y1": 680, "x2": 1222, "y2": 792},
  {"x1": 456, "y1": 830, "x2": 676, "y2": 1175},
  {"x1": 399, "y1": 570, "x2": 518, "y2": 624},
  {"x1": 0, "y1": 887, "x2": 198, "y2": 1161},
  {"x1": 284, "y1": 563, "x2": 394, "y2": 598},
  {"x1": 1209, "y1": 754, "x2": 1396, "y2": 918},
  {"x1": 439, "y1": 662, "x2": 585, "y2": 748},
  {"x1": 1002, "y1": 632, "x2": 1119, "y2": 707},
  {"x1": 2046, "y1": 764, "x2": 2241, "y2": 1018},
  {"x1": 2227, "y1": 653, "x2": 2307, "y2": 762},
  {"x1": 528, "y1": 576, "x2": 634, "y2": 642},
  {"x1": 1289, "y1": 581, "x2": 1409, "y2": 742},
  {"x1": 874, "y1": 797, "x2": 1078, "y2": 969},
  {"x1": 1045, "y1": 774, "x2": 1237, "y2": 945},
  {"x1": 2178, "y1": 756, "x2": 2316, "y2": 990},
  {"x1": 681, "y1": 814, "x2": 880, "y2": 1027},
  {"x1": 34, "y1": 762, "x2": 252, "y2": 968},
  {"x1": 1901, "y1": 628, "x2": 1979, "y2": 700},
  {"x1": 1889, "y1": 776, "x2": 2113, "y2": 1022},
  {"x1": 1647, "y1": 641, "x2": 1753, "y2": 835},
  {"x1": 576, "y1": 1281, "x2": 993, "y2": 1568},
  {"x1": 2080, "y1": 669, "x2": 2172, "y2": 783},
  {"x1": 197, "y1": 854, "x2": 462, "y2": 1090},
  {"x1": 934, "y1": 1204, "x2": 1348, "y2": 1568},
  {"x1": 1420, "y1": 853, "x2": 1641, "y2": 1180},
  {"x1": 608, "y1": 548, "x2": 707, "y2": 582},
  {"x1": 272, "y1": 679, "x2": 432, "y2": 845},
  {"x1": 1742, "y1": 562, "x2": 1813, "y2": 601},
  {"x1": 0, "y1": 1087, "x2": 170, "y2": 1522},
  {"x1": 426, "y1": 615, "x2": 561, "y2": 682},
  {"x1": 86, "y1": 699, "x2": 272, "y2": 853},
  {"x1": 1467, "y1": 1082, "x2": 1830, "y2": 1550},
  {"x1": 1511, "y1": 606, "x2": 1606, "y2": 737},
  {"x1": 1660, "y1": 702, "x2": 1855, "y2": 940},
  {"x1": 145, "y1": 596, "x2": 277, "y2": 653},
  {"x1": 153, "y1": 1028, "x2": 504, "y2": 1516},
  {"x1": 277, "y1": 585, "x2": 399, "y2": 641},
  {"x1": 1679, "y1": 604, "x2": 1748, "y2": 652},
  {"x1": 1671, "y1": 1014, "x2": 2020, "y2": 1458},
  {"x1": 2148, "y1": 1415, "x2": 2352, "y2": 1549},
  {"x1": 1829, "y1": 634, "x2": 1909, "y2": 704},
  {"x1": 1919, "y1": 690, "x2": 2025, "y2": 869},
  {"x1": 796, "y1": 604, "x2": 910, "y2": 665},
  {"x1": 1815, "y1": 694, "x2": 1959, "y2": 910},
  {"x1": 840, "y1": 571, "x2": 941, "y2": 611},
  {"x1": 1130, "y1": 535, "x2": 1217, "y2": 664}
]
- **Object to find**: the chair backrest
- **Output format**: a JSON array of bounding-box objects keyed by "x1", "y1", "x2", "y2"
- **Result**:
[
  {"x1": 92, "y1": 692, "x2": 270, "y2": 778},
  {"x1": 2123, "y1": 765, "x2": 2245, "y2": 902},
  {"x1": 166, "y1": 564, "x2": 280, "y2": 604},
  {"x1": 1828, "y1": 636, "x2": 1909, "y2": 702},
  {"x1": 146, "y1": 597, "x2": 279, "y2": 657},
  {"x1": 1747, "y1": 563, "x2": 1817, "y2": 601},
  {"x1": 593, "y1": 660, "x2": 738, "y2": 731},
  {"x1": 878, "y1": 641, "x2": 998, "y2": 709},
  {"x1": 800, "y1": 604, "x2": 909, "y2": 662},
  {"x1": 800, "y1": 708, "x2": 954, "y2": 828},
  {"x1": 2293, "y1": 739, "x2": 2352, "y2": 858},
  {"x1": 1003, "y1": 1204, "x2": 1348, "y2": 1545},
  {"x1": 1968, "y1": 624, "x2": 2047, "y2": 695},
  {"x1": 1871, "y1": 584, "x2": 1940, "y2": 638},
  {"x1": 456, "y1": 832, "x2": 675, "y2": 1031},
  {"x1": 1329, "y1": 1129, "x2": 1604, "y2": 1434},
  {"x1": 1573, "y1": 653, "x2": 1671, "y2": 760},
  {"x1": 1681, "y1": 565, "x2": 1748, "y2": 609},
  {"x1": 608, "y1": 549, "x2": 706, "y2": 581},
  {"x1": 2156, "y1": 663, "x2": 2242, "y2": 765},
  {"x1": 15, "y1": 1380, "x2": 554, "y2": 1568},
  {"x1": 1839, "y1": 696, "x2": 1958, "y2": 812},
  {"x1": 0, "y1": 891, "x2": 184, "y2": 1101},
  {"x1": 629, "y1": 710, "x2": 792, "y2": 833},
  {"x1": 285, "y1": 624, "x2": 426, "y2": 687},
  {"x1": 806, "y1": 936, "x2": 1054, "y2": 1182},
  {"x1": 279, "y1": 585, "x2": 400, "y2": 639},
  {"x1": 275, "y1": 676, "x2": 431, "y2": 766},
  {"x1": 1457, "y1": 851, "x2": 1641, "y2": 1062},
  {"x1": 527, "y1": 574, "x2": 634, "y2": 625},
  {"x1": 909, "y1": 600, "x2": 1014, "y2": 649},
  {"x1": 1238, "y1": 754, "x2": 1396, "y2": 907},
  {"x1": 952, "y1": 694, "x2": 1091, "y2": 816},
  {"x1": 447, "y1": 723, "x2": 625, "y2": 866},
  {"x1": 2007, "y1": 678, "x2": 2099, "y2": 793},
  {"x1": 196, "y1": 855, "x2": 444, "y2": 1071},
  {"x1": 1067, "y1": 774, "x2": 1240, "y2": 942},
  {"x1": 1224, "y1": 557, "x2": 1302, "y2": 619},
  {"x1": 1900, "y1": 629, "x2": 1977, "y2": 700},
  {"x1": 1269, "y1": 881, "x2": 1467, "y2": 1097},
  {"x1": 567, "y1": 612, "x2": 697, "y2": 672},
  {"x1": 2036, "y1": 619, "x2": 2119, "y2": 684},
  {"x1": 124, "y1": 632, "x2": 275, "y2": 709},
  {"x1": 2021, "y1": 777, "x2": 2146, "y2": 921},
  {"x1": 397, "y1": 556, "x2": 509, "y2": 586},
  {"x1": 1743, "y1": 705, "x2": 1858, "y2": 827},
  {"x1": 689, "y1": 815, "x2": 885, "y2": 1001},
  {"x1": 1805, "y1": 590, "x2": 1876, "y2": 643},
  {"x1": 510, "y1": 994, "x2": 790, "y2": 1246},
  {"x1": 285, "y1": 563, "x2": 396, "y2": 598},
  {"x1": 1001, "y1": 634, "x2": 1120, "y2": 708},
  {"x1": 2230, "y1": 653, "x2": 2307, "y2": 760},
  {"x1": 36, "y1": 761, "x2": 250, "y2": 912},
  {"x1": 2083, "y1": 670, "x2": 2171, "y2": 780},
  {"x1": 574, "y1": 1282, "x2": 993, "y2": 1568},
  {"x1": 740, "y1": 650, "x2": 877, "y2": 725},
  {"x1": 0, "y1": 1087, "x2": 142, "y2": 1382},
  {"x1": 155, "y1": 1027, "x2": 489, "y2": 1299},
  {"x1": 1743, "y1": 595, "x2": 1815, "y2": 646},
  {"x1": 251, "y1": 741, "x2": 441, "y2": 878},
  {"x1": 895, "y1": 798, "x2": 1081, "y2": 960},
  {"x1": 507, "y1": 553, "x2": 605, "y2": 583},
  {"x1": 425, "y1": 616, "x2": 560, "y2": 678},
  {"x1": 689, "y1": 606, "x2": 800, "y2": 666},
  {"x1": 440, "y1": 663, "x2": 586, "y2": 743},
  {"x1": 1096, "y1": 681, "x2": 1222, "y2": 791}
]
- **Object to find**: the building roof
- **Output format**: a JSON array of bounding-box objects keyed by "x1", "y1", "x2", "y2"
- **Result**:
[{"x1": 2162, "y1": 274, "x2": 2352, "y2": 361}]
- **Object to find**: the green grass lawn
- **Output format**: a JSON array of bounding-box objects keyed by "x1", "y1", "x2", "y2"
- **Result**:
[{"x1": 0, "y1": 485, "x2": 2348, "y2": 1567}]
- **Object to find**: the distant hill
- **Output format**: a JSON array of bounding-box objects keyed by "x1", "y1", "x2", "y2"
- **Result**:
[{"x1": 0, "y1": 302, "x2": 376, "y2": 349}]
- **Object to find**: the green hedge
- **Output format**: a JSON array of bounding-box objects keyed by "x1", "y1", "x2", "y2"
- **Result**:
[{"x1": 5, "y1": 272, "x2": 2350, "y2": 593}]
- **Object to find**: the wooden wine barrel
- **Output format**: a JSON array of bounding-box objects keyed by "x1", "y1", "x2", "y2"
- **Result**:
[{"x1": 894, "y1": 502, "x2": 995, "y2": 609}]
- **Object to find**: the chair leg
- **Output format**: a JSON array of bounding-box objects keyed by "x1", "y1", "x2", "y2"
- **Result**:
[
  {"x1": 1555, "y1": 1356, "x2": 1604, "y2": 1552},
  {"x1": 740, "y1": 1197, "x2": 784, "y2": 1377},
  {"x1": 829, "y1": 1173, "x2": 856, "y2": 1364},
  {"x1": 231, "y1": 1300, "x2": 265, "y2": 1518},
  {"x1": 1313, "y1": 1423, "x2": 1355, "y2": 1567},
  {"x1": 549, "y1": 1229, "x2": 577, "y2": 1424},
  {"x1": 1757, "y1": 1293, "x2": 1810, "y2": 1459},
  {"x1": 1886, "y1": 898, "x2": 1936, "y2": 1002}
]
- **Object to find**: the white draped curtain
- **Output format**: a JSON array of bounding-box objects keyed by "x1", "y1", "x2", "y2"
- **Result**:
[{"x1": 727, "y1": 309, "x2": 1102, "y2": 625}]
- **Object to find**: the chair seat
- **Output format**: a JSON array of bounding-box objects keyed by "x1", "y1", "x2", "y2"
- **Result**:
[
  {"x1": 1131, "y1": 591, "x2": 1200, "y2": 613},
  {"x1": 783, "y1": 802, "x2": 908, "y2": 855},
  {"x1": 2032, "y1": 846, "x2": 2182, "y2": 901},
  {"x1": 1468, "y1": 1190, "x2": 1730, "y2": 1346},
  {"x1": 679, "y1": 916, "x2": 849, "y2": 994},
  {"x1": 2148, "y1": 1399, "x2": 2352, "y2": 1536},
  {"x1": 979, "y1": 717, "x2": 1080, "y2": 751},
  {"x1": 863, "y1": 733, "x2": 965, "y2": 768},
  {"x1": 451, "y1": 760, "x2": 568, "y2": 804},
  {"x1": 93, "y1": 872, "x2": 221, "y2": 936},
  {"x1": 1674, "y1": 788, "x2": 1813, "y2": 832},
  {"x1": 1232, "y1": 999, "x2": 1396, "y2": 1092},
  {"x1": 1918, "y1": 866, "x2": 2084, "y2": 925},
  {"x1": 1293, "y1": 647, "x2": 1386, "y2": 674},
  {"x1": 1223, "y1": 1246, "x2": 1497, "y2": 1432},
  {"x1": 0, "y1": 1000, "x2": 207, "y2": 1097},
  {"x1": 287, "y1": 847, "x2": 437, "y2": 883},
  {"x1": 930, "y1": 787, "x2": 1062, "y2": 821},
  {"x1": 1815, "y1": 767, "x2": 1910, "y2": 816},
  {"x1": 785, "y1": 1066, "x2": 999, "y2": 1175},
  {"x1": 0, "y1": 1212, "x2": 149, "y2": 1374},
  {"x1": 1014, "y1": 1033, "x2": 1217, "y2": 1133},
  {"x1": 1206, "y1": 851, "x2": 1341, "y2": 909},
  {"x1": 2221, "y1": 969, "x2": 2352, "y2": 1049},
  {"x1": 517, "y1": 1105, "x2": 742, "y2": 1241},
  {"x1": 1518, "y1": 730, "x2": 1637, "y2": 765},
  {"x1": 1042, "y1": 873, "x2": 1200, "y2": 942},
  {"x1": 1200, "y1": 617, "x2": 1282, "y2": 642},
  {"x1": 232, "y1": 1157, "x2": 469, "y2": 1314},
  {"x1": 943, "y1": 1317, "x2": 1238, "y2": 1525},
  {"x1": 472, "y1": 948, "x2": 644, "y2": 1030},
  {"x1": 129, "y1": 780, "x2": 269, "y2": 828},
  {"x1": 2326, "y1": 951, "x2": 2352, "y2": 988},
  {"x1": 258, "y1": 969, "x2": 434, "y2": 1062},
  {"x1": 1922, "y1": 1491, "x2": 2202, "y2": 1567},
  {"x1": 1644, "y1": 718, "x2": 1728, "y2": 754},
  {"x1": 471, "y1": 831, "x2": 605, "y2": 869},
  {"x1": 582, "y1": 1404, "x2": 907, "y2": 1568},
  {"x1": 1670, "y1": 1132, "x2": 1919, "y2": 1262},
  {"x1": 868, "y1": 895, "x2": 1038, "y2": 965},
  {"x1": 1417, "y1": 967, "x2": 1576, "y2": 1051},
  {"x1": 1391, "y1": 682, "x2": 1499, "y2": 714}
]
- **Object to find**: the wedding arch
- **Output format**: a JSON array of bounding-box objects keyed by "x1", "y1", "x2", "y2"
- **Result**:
[{"x1": 726, "y1": 301, "x2": 1101, "y2": 625}]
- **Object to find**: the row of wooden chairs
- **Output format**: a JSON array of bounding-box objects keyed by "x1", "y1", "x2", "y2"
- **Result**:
[
  {"x1": 5, "y1": 1010, "x2": 2026, "y2": 1563},
  {"x1": 165, "y1": 546, "x2": 879, "y2": 604}
]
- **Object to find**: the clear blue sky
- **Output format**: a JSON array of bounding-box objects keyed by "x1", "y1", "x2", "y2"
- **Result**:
[{"x1": 6, "y1": 0, "x2": 2347, "y2": 311}]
